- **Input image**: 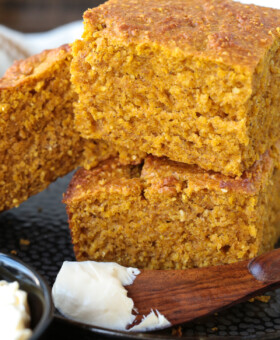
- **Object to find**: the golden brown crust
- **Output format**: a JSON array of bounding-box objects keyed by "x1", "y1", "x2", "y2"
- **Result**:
[
  {"x1": 0, "y1": 44, "x2": 71, "y2": 89},
  {"x1": 64, "y1": 140, "x2": 280, "y2": 204},
  {"x1": 141, "y1": 153, "x2": 271, "y2": 195},
  {"x1": 63, "y1": 159, "x2": 139, "y2": 203},
  {"x1": 84, "y1": 0, "x2": 280, "y2": 70}
]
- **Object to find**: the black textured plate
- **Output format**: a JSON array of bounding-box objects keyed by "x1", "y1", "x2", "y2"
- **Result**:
[{"x1": 0, "y1": 172, "x2": 280, "y2": 339}]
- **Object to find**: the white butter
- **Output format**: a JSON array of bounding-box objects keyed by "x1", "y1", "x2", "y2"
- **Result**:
[
  {"x1": 52, "y1": 261, "x2": 171, "y2": 332},
  {"x1": 0, "y1": 281, "x2": 32, "y2": 340},
  {"x1": 130, "y1": 310, "x2": 171, "y2": 332},
  {"x1": 52, "y1": 261, "x2": 140, "y2": 331}
]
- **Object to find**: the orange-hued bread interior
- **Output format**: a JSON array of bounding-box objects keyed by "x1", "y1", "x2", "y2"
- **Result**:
[
  {"x1": 0, "y1": 45, "x2": 115, "y2": 211},
  {"x1": 72, "y1": 0, "x2": 280, "y2": 176},
  {"x1": 64, "y1": 143, "x2": 280, "y2": 269}
]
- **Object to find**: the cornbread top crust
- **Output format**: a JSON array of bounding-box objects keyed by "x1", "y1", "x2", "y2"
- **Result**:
[
  {"x1": 64, "y1": 141, "x2": 280, "y2": 205},
  {"x1": 84, "y1": 0, "x2": 280, "y2": 70},
  {"x1": 0, "y1": 44, "x2": 70, "y2": 89}
]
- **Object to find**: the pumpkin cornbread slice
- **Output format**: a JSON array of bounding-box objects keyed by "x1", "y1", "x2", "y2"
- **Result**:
[
  {"x1": 72, "y1": 0, "x2": 280, "y2": 176},
  {"x1": 0, "y1": 45, "x2": 115, "y2": 212},
  {"x1": 64, "y1": 143, "x2": 280, "y2": 270}
]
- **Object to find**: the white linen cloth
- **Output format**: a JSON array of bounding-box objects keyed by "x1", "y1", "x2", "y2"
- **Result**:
[
  {"x1": 0, "y1": 21, "x2": 83, "y2": 77},
  {"x1": 238, "y1": 0, "x2": 279, "y2": 7}
]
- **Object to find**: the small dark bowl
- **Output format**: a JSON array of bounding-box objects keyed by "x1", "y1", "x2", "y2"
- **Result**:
[{"x1": 0, "y1": 253, "x2": 53, "y2": 340}]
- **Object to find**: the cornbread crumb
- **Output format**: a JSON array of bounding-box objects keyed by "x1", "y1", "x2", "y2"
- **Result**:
[
  {"x1": 19, "y1": 239, "x2": 30, "y2": 246},
  {"x1": 172, "y1": 326, "x2": 182, "y2": 337},
  {"x1": 64, "y1": 142, "x2": 280, "y2": 269},
  {"x1": 249, "y1": 296, "x2": 271, "y2": 303}
]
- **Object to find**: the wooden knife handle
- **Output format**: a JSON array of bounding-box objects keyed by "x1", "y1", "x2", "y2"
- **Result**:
[{"x1": 249, "y1": 248, "x2": 280, "y2": 282}]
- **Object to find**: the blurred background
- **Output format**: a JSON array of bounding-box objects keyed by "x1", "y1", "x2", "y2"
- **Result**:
[{"x1": 0, "y1": 0, "x2": 106, "y2": 32}]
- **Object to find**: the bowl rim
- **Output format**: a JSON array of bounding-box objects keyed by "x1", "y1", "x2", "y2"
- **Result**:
[{"x1": 0, "y1": 252, "x2": 54, "y2": 340}]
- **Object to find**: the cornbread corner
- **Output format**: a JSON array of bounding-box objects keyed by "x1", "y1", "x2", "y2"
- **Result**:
[
  {"x1": 64, "y1": 143, "x2": 280, "y2": 269},
  {"x1": 72, "y1": 0, "x2": 280, "y2": 176},
  {"x1": 0, "y1": 45, "x2": 115, "y2": 212}
]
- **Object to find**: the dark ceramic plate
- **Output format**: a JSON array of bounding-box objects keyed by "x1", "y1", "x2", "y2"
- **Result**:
[
  {"x1": 0, "y1": 253, "x2": 53, "y2": 340},
  {"x1": 0, "y1": 172, "x2": 280, "y2": 340}
]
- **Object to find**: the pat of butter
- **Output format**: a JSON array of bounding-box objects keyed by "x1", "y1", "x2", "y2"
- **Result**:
[
  {"x1": 52, "y1": 261, "x2": 171, "y2": 332},
  {"x1": 0, "y1": 281, "x2": 32, "y2": 340}
]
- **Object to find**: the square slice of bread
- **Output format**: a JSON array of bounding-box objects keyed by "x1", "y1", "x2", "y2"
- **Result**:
[
  {"x1": 0, "y1": 45, "x2": 115, "y2": 211},
  {"x1": 72, "y1": 0, "x2": 280, "y2": 176}
]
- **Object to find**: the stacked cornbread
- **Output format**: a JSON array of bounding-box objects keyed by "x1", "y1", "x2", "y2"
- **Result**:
[{"x1": 65, "y1": 0, "x2": 280, "y2": 269}]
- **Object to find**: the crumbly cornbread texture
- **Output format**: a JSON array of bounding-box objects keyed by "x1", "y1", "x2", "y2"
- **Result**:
[
  {"x1": 0, "y1": 45, "x2": 114, "y2": 211},
  {"x1": 64, "y1": 144, "x2": 280, "y2": 269},
  {"x1": 72, "y1": 0, "x2": 280, "y2": 176}
]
